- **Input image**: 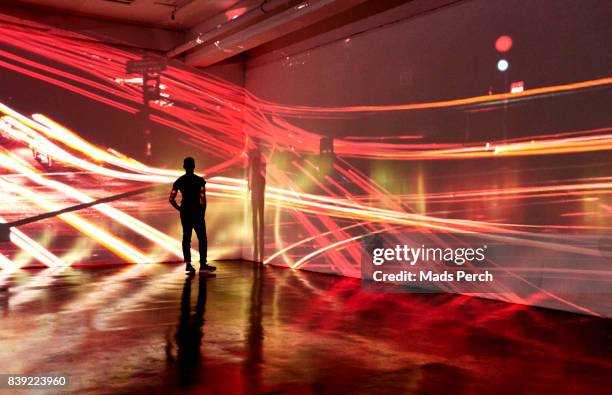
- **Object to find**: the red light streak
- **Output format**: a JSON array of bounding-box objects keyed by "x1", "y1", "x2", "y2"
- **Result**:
[{"x1": 0, "y1": 13, "x2": 610, "y2": 316}]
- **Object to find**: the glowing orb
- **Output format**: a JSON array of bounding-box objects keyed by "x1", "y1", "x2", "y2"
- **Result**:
[
  {"x1": 497, "y1": 59, "x2": 509, "y2": 72},
  {"x1": 495, "y1": 35, "x2": 513, "y2": 52}
]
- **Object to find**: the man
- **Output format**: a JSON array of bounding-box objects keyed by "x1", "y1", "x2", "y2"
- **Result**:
[{"x1": 169, "y1": 157, "x2": 216, "y2": 274}]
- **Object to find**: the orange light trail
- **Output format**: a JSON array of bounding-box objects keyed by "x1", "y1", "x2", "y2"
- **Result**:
[
  {"x1": 0, "y1": 149, "x2": 192, "y2": 261},
  {"x1": 0, "y1": 215, "x2": 63, "y2": 267},
  {"x1": 263, "y1": 77, "x2": 612, "y2": 115},
  {"x1": 0, "y1": 12, "x2": 610, "y2": 319},
  {"x1": 0, "y1": 176, "x2": 148, "y2": 263}
]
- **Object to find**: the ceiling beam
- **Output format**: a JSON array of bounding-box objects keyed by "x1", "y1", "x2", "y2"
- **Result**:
[
  {"x1": 182, "y1": 0, "x2": 370, "y2": 67},
  {"x1": 0, "y1": 2, "x2": 183, "y2": 52}
]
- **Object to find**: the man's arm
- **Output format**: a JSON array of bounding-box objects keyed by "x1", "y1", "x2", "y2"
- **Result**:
[
  {"x1": 200, "y1": 185, "x2": 206, "y2": 209},
  {"x1": 169, "y1": 189, "x2": 180, "y2": 211}
]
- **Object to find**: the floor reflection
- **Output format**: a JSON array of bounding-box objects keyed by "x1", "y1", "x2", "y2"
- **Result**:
[
  {"x1": 243, "y1": 262, "x2": 264, "y2": 394},
  {"x1": 0, "y1": 261, "x2": 609, "y2": 394},
  {"x1": 171, "y1": 273, "x2": 208, "y2": 389}
]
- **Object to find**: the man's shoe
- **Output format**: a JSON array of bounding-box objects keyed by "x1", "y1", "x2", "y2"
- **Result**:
[
  {"x1": 200, "y1": 263, "x2": 217, "y2": 272},
  {"x1": 185, "y1": 263, "x2": 196, "y2": 274}
]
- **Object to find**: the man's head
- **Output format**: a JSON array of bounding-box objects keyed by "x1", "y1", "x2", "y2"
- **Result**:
[{"x1": 183, "y1": 157, "x2": 195, "y2": 172}]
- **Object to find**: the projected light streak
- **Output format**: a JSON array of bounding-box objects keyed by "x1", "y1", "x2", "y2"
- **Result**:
[
  {"x1": 0, "y1": 149, "x2": 194, "y2": 261},
  {"x1": 5, "y1": 227, "x2": 62, "y2": 268},
  {"x1": 0, "y1": 49, "x2": 137, "y2": 105},
  {"x1": 3, "y1": 12, "x2": 610, "y2": 194},
  {"x1": 287, "y1": 229, "x2": 610, "y2": 292},
  {"x1": 33, "y1": 114, "x2": 180, "y2": 177},
  {"x1": 0, "y1": 19, "x2": 608, "y2": 320},
  {"x1": 0, "y1": 214, "x2": 63, "y2": 267},
  {"x1": 14, "y1": 104, "x2": 242, "y2": 182},
  {"x1": 358, "y1": 194, "x2": 602, "y2": 206},
  {"x1": 260, "y1": 77, "x2": 612, "y2": 115},
  {"x1": 269, "y1": 165, "x2": 388, "y2": 271},
  {"x1": 5, "y1": 15, "x2": 612, "y2": 168},
  {"x1": 57, "y1": 237, "x2": 95, "y2": 266},
  {"x1": 289, "y1": 227, "x2": 518, "y2": 298},
  {"x1": 3, "y1": 104, "x2": 609, "y2": 269},
  {"x1": 390, "y1": 191, "x2": 612, "y2": 206},
  {"x1": 0, "y1": 177, "x2": 147, "y2": 263},
  {"x1": 288, "y1": 229, "x2": 603, "y2": 317},
  {"x1": 0, "y1": 114, "x2": 167, "y2": 183},
  {"x1": 376, "y1": 181, "x2": 612, "y2": 203},
  {"x1": 0, "y1": 59, "x2": 138, "y2": 114},
  {"x1": 269, "y1": 167, "x2": 389, "y2": 266},
  {"x1": 18, "y1": 122, "x2": 247, "y2": 195},
  {"x1": 262, "y1": 185, "x2": 516, "y2": 233},
  {"x1": 0, "y1": 252, "x2": 13, "y2": 269},
  {"x1": 0, "y1": 13, "x2": 609, "y2": 317},
  {"x1": 10, "y1": 117, "x2": 577, "y2": 241},
  {"x1": 262, "y1": 188, "x2": 583, "y2": 265},
  {"x1": 1, "y1": 105, "x2": 247, "y2": 196},
  {"x1": 0, "y1": 69, "x2": 239, "y2": 168},
  {"x1": 292, "y1": 231, "x2": 382, "y2": 270},
  {"x1": 0, "y1": 103, "x2": 504, "y2": 236},
  {"x1": 264, "y1": 222, "x2": 372, "y2": 264},
  {"x1": 334, "y1": 127, "x2": 612, "y2": 160},
  {"x1": 268, "y1": 163, "x2": 608, "y2": 265},
  {"x1": 269, "y1": 174, "x2": 360, "y2": 274},
  {"x1": 0, "y1": 25, "x2": 249, "y2": 161},
  {"x1": 334, "y1": 163, "x2": 408, "y2": 214},
  {"x1": 13, "y1": 97, "x2": 612, "y2": 175},
  {"x1": 0, "y1": 253, "x2": 15, "y2": 287}
]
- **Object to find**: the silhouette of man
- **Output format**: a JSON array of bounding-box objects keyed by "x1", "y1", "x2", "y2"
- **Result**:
[
  {"x1": 169, "y1": 157, "x2": 216, "y2": 274},
  {"x1": 248, "y1": 148, "x2": 266, "y2": 262}
]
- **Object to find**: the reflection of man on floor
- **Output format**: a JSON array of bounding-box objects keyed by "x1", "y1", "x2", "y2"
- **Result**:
[
  {"x1": 169, "y1": 157, "x2": 216, "y2": 274},
  {"x1": 174, "y1": 274, "x2": 207, "y2": 389},
  {"x1": 248, "y1": 148, "x2": 266, "y2": 262}
]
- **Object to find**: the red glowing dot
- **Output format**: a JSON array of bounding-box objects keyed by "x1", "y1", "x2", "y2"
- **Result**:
[{"x1": 495, "y1": 35, "x2": 513, "y2": 53}]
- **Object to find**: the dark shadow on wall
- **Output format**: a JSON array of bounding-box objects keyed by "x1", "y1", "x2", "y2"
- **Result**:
[{"x1": 248, "y1": 147, "x2": 266, "y2": 262}]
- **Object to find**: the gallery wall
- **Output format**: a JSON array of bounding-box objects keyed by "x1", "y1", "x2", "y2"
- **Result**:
[
  {"x1": 0, "y1": 12, "x2": 249, "y2": 265},
  {"x1": 0, "y1": 0, "x2": 610, "y2": 316},
  {"x1": 243, "y1": 0, "x2": 612, "y2": 316}
]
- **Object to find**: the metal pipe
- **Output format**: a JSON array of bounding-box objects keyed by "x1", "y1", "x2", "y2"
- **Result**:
[
  {"x1": 184, "y1": 0, "x2": 363, "y2": 67},
  {"x1": 167, "y1": 0, "x2": 291, "y2": 58}
]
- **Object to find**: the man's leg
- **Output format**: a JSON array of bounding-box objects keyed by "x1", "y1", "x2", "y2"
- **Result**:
[
  {"x1": 181, "y1": 218, "x2": 193, "y2": 263},
  {"x1": 194, "y1": 220, "x2": 215, "y2": 271},
  {"x1": 193, "y1": 219, "x2": 207, "y2": 263}
]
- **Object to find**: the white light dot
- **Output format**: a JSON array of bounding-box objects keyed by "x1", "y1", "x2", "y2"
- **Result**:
[{"x1": 497, "y1": 59, "x2": 509, "y2": 72}]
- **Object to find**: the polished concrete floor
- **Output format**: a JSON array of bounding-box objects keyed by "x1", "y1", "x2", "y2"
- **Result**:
[{"x1": 0, "y1": 261, "x2": 610, "y2": 395}]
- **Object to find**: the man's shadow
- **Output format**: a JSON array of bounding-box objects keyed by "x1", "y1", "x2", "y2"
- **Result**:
[
  {"x1": 174, "y1": 273, "x2": 209, "y2": 389},
  {"x1": 248, "y1": 148, "x2": 266, "y2": 262}
]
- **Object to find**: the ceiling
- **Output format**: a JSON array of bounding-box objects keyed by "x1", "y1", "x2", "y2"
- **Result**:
[
  {"x1": 6, "y1": 0, "x2": 245, "y2": 29},
  {"x1": 2, "y1": 0, "x2": 461, "y2": 68}
]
